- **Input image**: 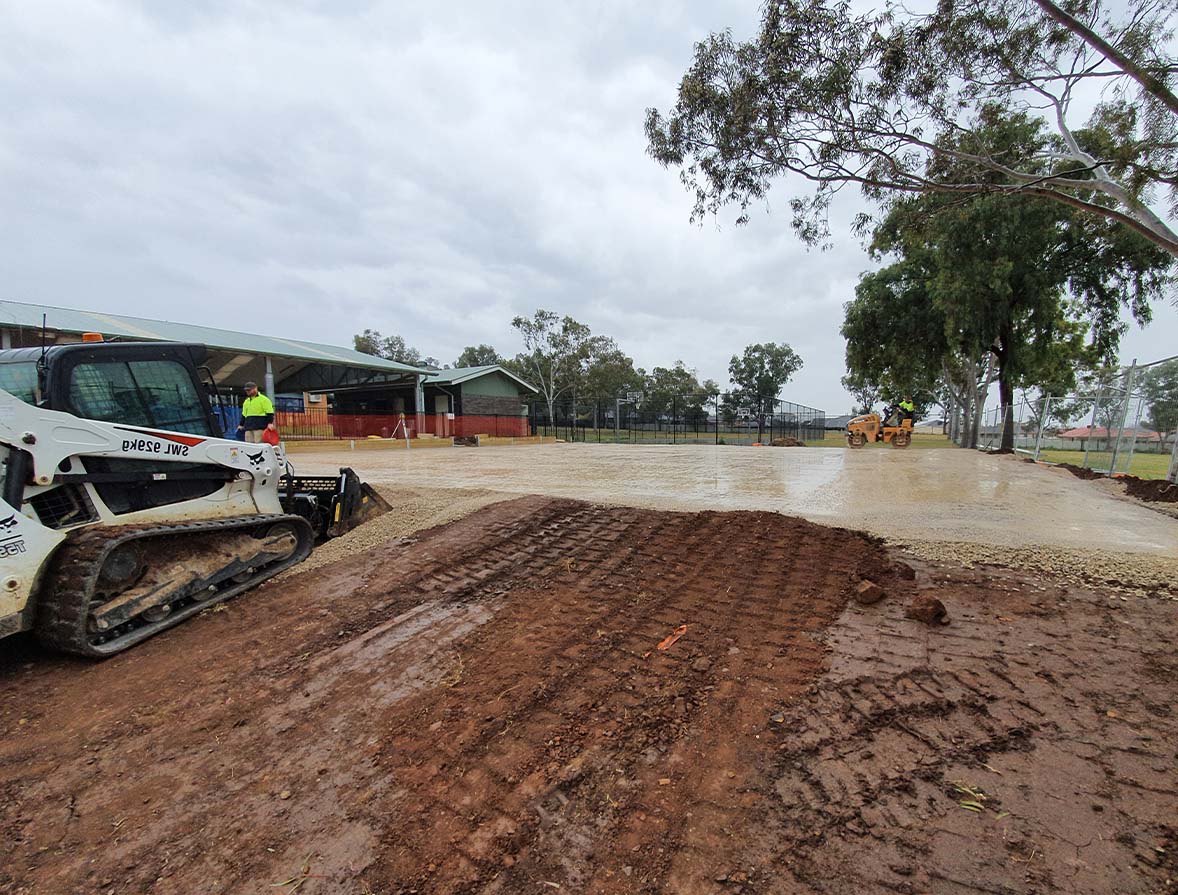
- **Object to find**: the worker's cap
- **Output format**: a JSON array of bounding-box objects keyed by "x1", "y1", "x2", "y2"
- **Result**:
[{"x1": 243, "y1": 381, "x2": 258, "y2": 390}]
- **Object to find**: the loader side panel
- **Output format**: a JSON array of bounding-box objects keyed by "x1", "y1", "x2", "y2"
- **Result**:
[{"x1": 0, "y1": 494, "x2": 67, "y2": 634}]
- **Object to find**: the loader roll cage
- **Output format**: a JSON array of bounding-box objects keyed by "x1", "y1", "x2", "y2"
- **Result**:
[{"x1": 0, "y1": 342, "x2": 222, "y2": 437}]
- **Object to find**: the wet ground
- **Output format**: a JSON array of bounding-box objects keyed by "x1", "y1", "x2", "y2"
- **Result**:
[
  {"x1": 296, "y1": 443, "x2": 1178, "y2": 555},
  {"x1": 2, "y1": 498, "x2": 1175, "y2": 894}
]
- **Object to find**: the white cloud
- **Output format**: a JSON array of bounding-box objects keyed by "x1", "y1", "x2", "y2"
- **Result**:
[{"x1": 1, "y1": 0, "x2": 1170, "y2": 417}]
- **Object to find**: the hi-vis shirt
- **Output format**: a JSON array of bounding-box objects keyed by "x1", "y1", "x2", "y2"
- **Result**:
[{"x1": 242, "y1": 393, "x2": 275, "y2": 425}]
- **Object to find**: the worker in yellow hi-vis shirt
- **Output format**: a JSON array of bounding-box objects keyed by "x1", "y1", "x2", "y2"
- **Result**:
[
  {"x1": 899, "y1": 397, "x2": 916, "y2": 423},
  {"x1": 237, "y1": 381, "x2": 276, "y2": 443}
]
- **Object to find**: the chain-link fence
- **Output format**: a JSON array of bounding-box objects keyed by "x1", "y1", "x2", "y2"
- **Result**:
[
  {"x1": 529, "y1": 394, "x2": 826, "y2": 446},
  {"x1": 1010, "y1": 357, "x2": 1177, "y2": 482},
  {"x1": 974, "y1": 402, "x2": 1042, "y2": 453}
]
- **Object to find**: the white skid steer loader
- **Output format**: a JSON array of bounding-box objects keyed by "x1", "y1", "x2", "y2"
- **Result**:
[{"x1": 0, "y1": 339, "x2": 389, "y2": 658}]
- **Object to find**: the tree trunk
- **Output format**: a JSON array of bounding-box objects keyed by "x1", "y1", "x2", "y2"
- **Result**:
[
  {"x1": 998, "y1": 373, "x2": 1015, "y2": 452},
  {"x1": 996, "y1": 329, "x2": 1015, "y2": 453},
  {"x1": 967, "y1": 354, "x2": 998, "y2": 450},
  {"x1": 970, "y1": 392, "x2": 984, "y2": 448}
]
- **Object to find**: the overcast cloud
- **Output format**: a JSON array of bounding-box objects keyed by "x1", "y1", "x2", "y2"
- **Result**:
[{"x1": 1, "y1": 1, "x2": 1173, "y2": 414}]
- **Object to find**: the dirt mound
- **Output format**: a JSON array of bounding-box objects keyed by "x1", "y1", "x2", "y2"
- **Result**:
[
  {"x1": 1057, "y1": 461, "x2": 1103, "y2": 480},
  {"x1": 1054, "y1": 462, "x2": 1178, "y2": 503},
  {"x1": 770, "y1": 436, "x2": 806, "y2": 447},
  {"x1": 0, "y1": 498, "x2": 896, "y2": 895},
  {"x1": 1122, "y1": 474, "x2": 1178, "y2": 503}
]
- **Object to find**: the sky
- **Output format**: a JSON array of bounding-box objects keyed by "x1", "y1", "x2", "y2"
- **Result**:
[{"x1": 1, "y1": 1, "x2": 1174, "y2": 415}]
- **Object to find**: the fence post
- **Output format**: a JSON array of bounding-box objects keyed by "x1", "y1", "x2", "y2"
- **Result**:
[
  {"x1": 1108, "y1": 361, "x2": 1136, "y2": 476},
  {"x1": 1168, "y1": 428, "x2": 1178, "y2": 483},
  {"x1": 1121, "y1": 388, "x2": 1144, "y2": 475},
  {"x1": 1081, "y1": 391, "x2": 1101, "y2": 471},
  {"x1": 1033, "y1": 398, "x2": 1049, "y2": 461}
]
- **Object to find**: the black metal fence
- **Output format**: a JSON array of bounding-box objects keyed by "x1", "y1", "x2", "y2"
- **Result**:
[{"x1": 529, "y1": 394, "x2": 826, "y2": 445}]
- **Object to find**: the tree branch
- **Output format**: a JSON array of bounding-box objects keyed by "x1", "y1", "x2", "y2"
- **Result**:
[{"x1": 1030, "y1": 0, "x2": 1178, "y2": 115}]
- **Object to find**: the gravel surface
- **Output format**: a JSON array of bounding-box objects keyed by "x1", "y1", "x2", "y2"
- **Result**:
[
  {"x1": 292, "y1": 443, "x2": 1178, "y2": 555},
  {"x1": 279, "y1": 469, "x2": 1178, "y2": 603},
  {"x1": 890, "y1": 537, "x2": 1178, "y2": 600}
]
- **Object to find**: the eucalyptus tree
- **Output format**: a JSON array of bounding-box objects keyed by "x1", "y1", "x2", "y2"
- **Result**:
[{"x1": 646, "y1": 0, "x2": 1178, "y2": 259}]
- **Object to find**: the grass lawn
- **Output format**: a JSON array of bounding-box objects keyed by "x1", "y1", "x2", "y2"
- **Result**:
[{"x1": 1036, "y1": 448, "x2": 1173, "y2": 480}]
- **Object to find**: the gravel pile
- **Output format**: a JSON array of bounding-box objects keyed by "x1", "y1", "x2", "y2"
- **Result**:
[
  {"x1": 889, "y1": 538, "x2": 1178, "y2": 600},
  {"x1": 277, "y1": 486, "x2": 508, "y2": 580}
]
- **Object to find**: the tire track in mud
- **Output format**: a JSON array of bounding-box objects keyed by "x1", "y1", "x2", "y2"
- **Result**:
[{"x1": 351, "y1": 509, "x2": 891, "y2": 894}]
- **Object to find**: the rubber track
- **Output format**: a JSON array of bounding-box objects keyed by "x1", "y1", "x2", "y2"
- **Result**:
[{"x1": 35, "y1": 514, "x2": 314, "y2": 658}]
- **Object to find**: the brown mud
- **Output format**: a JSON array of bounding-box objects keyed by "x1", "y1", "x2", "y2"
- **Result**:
[
  {"x1": 1122, "y1": 474, "x2": 1178, "y2": 503},
  {"x1": 1, "y1": 498, "x2": 1175, "y2": 894},
  {"x1": 1056, "y1": 462, "x2": 1104, "y2": 480},
  {"x1": 1056, "y1": 460, "x2": 1178, "y2": 504}
]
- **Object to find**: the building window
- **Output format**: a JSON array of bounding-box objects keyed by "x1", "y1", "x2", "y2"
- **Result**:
[{"x1": 274, "y1": 394, "x2": 305, "y2": 414}]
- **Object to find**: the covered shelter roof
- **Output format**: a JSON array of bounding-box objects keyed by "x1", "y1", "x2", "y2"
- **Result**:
[
  {"x1": 425, "y1": 365, "x2": 538, "y2": 393},
  {"x1": 0, "y1": 299, "x2": 427, "y2": 393}
]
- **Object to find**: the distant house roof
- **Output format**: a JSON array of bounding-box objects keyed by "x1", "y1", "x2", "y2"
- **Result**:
[
  {"x1": 825, "y1": 414, "x2": 856, "y2": 429},
  {"x1": 1058, "y1": 425, "x2": 1160, "y2": 440},
  {"x1": 425, "y1": 365, "x2": 538, "y2": 394},
  {"x1": 0, "y1": 299, "x2": 427, "y2": 375}
]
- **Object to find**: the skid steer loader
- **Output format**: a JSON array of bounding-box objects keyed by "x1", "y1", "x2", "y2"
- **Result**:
[{"x1": 0, "y1": 339, "x2": 390, "y2": 657}]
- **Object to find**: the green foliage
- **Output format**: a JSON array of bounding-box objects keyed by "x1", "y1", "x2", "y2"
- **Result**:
[
  {"x1": 352, "y1": 329, "x2": 424, "y2": 366},
  {"x1": 581, "y1": 342, "x2": 644, "y2": 402},
  {"x1": 840, "y1": 372, "x2": 880, "y2": 415},
  {"x1": 454, "y1": 345, "x2": 504, "y2": 368},
  {"x1": 646, "y1": 0, "x2": 1178, "y2": 258},
  {"x1": 841, "y1": 261, "x2": 948, "y2": 404},
  {"x1": 642, "y1": 362, "x2": 718, "y2": 418},
  {"x1": 727, "y1": 343, "x2": 803, "y2": 407},
  {"x1": 510, "y1": 310, "x2": 596, "y2": 416},
  {"x1": 842, "y1": 107, "x2": 1171, "y2": 450}
]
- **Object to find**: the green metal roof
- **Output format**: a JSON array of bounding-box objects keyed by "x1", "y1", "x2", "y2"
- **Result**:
[
  {"x1": 0, "y1": 299, "x2": 427, "y2": 375},
  {"x1": 426, "y1": 365, "x2": 538, "y2": 393}
]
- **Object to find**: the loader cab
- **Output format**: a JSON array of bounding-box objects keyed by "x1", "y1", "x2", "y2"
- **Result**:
[{"x1": 0, "y1": 342, "x2": 222, "y2": 438}]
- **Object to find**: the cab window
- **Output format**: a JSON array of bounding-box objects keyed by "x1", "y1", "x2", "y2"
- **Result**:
[
  {"x1": 68, "y1": 360, "x2": 213, "y2": 436},
  {"x1": 0, "y1": 362, "x2": 39, "y2": 404}
]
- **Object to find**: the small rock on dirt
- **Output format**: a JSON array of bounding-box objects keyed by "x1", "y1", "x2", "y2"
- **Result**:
[
  {"x1": 891, "y1": 561, "x2": 916, "y2": 580},
  {"x1": 691, "y1": 657, "x2": 713, "y2": 673},
  {"x1": 905, "y1": 595, "x2": 949, "y2": 625},
  {"x1": 854, "y1": 579, "x2": 886, "y2": 605}
]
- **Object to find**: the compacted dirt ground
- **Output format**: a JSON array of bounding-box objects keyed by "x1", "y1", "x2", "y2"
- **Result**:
[{"x1": 1, "y1": 498, "x2": 1175, "y2": 895}]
